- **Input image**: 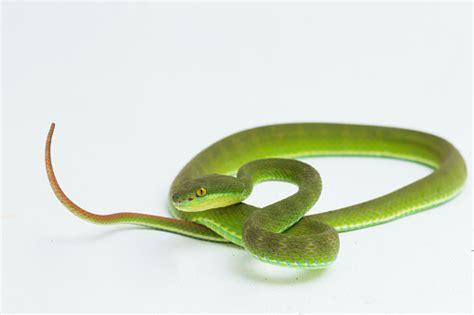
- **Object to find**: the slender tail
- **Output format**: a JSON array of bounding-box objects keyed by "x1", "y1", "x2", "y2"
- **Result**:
[{"x1": 45, "y1": 123, "x2": 226, "y2": 242}]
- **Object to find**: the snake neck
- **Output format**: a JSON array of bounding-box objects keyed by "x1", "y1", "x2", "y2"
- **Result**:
[
  {"x1": 236, "y1": 159, "x2": 279, "y2": 201},
  {"x1": 237, "y1": 157, "x2": 320, "y2": 188},
  {"x1": 235, "y1": 158, "x2": 323, "y2": 228}
]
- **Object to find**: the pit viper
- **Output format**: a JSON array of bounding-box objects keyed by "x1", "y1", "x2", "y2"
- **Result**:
[{"x1": 45, "y1": 123, "x2": 466, "y2": 268}]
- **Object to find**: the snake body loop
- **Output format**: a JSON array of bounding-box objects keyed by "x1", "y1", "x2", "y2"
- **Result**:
[{"x1": 45, "y1": 123, "x2": 466, "y2": 269}]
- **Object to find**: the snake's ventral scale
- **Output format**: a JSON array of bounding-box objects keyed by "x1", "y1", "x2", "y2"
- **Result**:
[{"x1": 45, "y1": 123, "x2": 466, "y2": 269}]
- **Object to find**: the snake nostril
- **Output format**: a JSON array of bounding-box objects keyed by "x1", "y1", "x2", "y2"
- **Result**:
[{"x1": 172, "y1": 193, "x2": 180, "y2": 203}]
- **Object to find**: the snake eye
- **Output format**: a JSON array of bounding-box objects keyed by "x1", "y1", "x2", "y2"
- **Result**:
[{"x1": 196, "y1": 187, "x2": 207, "y2": 197}]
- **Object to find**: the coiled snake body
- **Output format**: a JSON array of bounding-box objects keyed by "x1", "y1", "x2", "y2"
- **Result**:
[{"x1": 45, "y1": 123, "x2": 466, "y2": 269}]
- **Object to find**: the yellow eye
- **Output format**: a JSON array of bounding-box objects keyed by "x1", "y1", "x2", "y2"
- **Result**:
[{"x1": 196, "y1": 187, "x2": 207, "y2": 197}]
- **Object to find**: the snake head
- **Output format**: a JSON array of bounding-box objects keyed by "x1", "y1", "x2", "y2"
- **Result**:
[{"x1": 171, "y1": 174, "x2": 247, "y2": 212}]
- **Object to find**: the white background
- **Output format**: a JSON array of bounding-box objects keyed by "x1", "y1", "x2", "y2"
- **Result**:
[{"x1": 2, "y1": 2, "x2": 472, "y2": 313}]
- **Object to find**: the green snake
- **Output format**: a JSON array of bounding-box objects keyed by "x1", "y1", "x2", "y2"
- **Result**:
[{"x1": 45, "y1": 122, "x2": 466, "y2": 269}]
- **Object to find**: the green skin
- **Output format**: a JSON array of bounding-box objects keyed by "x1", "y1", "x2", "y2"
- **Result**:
[{"x1": 45, "y1": 123, "x2": 467, "y2": 269}]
